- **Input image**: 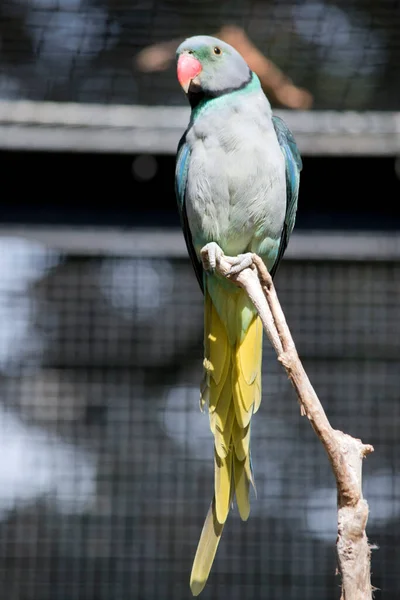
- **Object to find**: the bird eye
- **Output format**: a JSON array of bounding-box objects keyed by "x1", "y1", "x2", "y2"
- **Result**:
[
  {"x1": 187, "y1": 50, "x2": 194, "y2": 55},
  {"x1": 213, "y1": 46, "x2": 222, "y2": 56}
]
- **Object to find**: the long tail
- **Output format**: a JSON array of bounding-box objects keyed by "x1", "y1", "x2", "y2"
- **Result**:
[{"x1": 190, "y1": 278, "x2": 263, "y2": 596}]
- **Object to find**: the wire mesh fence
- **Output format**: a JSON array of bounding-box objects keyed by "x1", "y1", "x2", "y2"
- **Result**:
[
  {"x1": 0, "y1": 0, "x2": 399, "y2": 110},
  {"x1": 0, "y1": 230, "x2": 399, "y2": 599}
]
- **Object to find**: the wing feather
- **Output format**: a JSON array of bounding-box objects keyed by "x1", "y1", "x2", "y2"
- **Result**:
[
  {"x1": 175, "y1": 132, "x2": 204, "y2": 292},
  {"x1": 270, "y1": 115, "x2": 302, "y2": 278}
]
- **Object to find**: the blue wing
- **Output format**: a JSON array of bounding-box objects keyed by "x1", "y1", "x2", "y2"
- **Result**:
[
  {"x1": 270, "y1": 115, "x2": 302, "y2": 278},
  {"x1": 175, "y1": 132, "x2": 204, "y2": 292}
]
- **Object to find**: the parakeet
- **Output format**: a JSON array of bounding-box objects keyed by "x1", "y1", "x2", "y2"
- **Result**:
[{"x1": 175, "y1": 35, "x2": 302, "y2": 596}]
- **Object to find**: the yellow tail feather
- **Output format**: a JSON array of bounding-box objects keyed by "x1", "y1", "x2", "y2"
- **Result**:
[
  {"x1": 190, "y1": 498, "x2": 225, "y2": 597},
  {"x1": 214, "y1": 403, "x2": 235, "y2": 459},
  {"x1": 232, "y1": 420, "x2": 250, "y2": 461},
  {"x1": 214, "y1": 450, "x2": 232, "y2": 523},
  {"x1": 233, "y1": 453, "x2": 251, "y2": 521},
  {"x1": 190, "y1": 283, "x2": 263, "y2": 595}
]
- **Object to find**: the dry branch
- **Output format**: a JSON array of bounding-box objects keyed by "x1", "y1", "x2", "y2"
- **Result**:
[{"x1": 203, "y1": 247, "x2": 374, "y2": 600}]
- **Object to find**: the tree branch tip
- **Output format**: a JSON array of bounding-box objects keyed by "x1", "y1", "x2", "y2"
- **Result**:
[
  {"x1": 362, "y1": 444, "x2": 374, "y2": 457},
  {"x1": 369, "y1": 543, "x2": 379, "y2": 552},
  {"x1": 334, "y1": 430, "x2": 373, "y2": 452}
]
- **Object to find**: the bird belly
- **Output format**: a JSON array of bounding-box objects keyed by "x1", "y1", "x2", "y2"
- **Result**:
[{"x1": 185, "y1": 138, "x2": 286, "y2": 263}]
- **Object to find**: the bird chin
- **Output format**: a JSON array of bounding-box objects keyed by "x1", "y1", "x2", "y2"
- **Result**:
[
  {"x1": 188, "y1": 77, "x2": 202, "y2": 94},
  {"x1": 187, "y1": 78, "x2": 205, "y2": 108}
]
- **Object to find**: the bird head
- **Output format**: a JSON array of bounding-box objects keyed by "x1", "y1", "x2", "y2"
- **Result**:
[{"x1": 176, "y1": 35, "x2": 251, "y2": 105}]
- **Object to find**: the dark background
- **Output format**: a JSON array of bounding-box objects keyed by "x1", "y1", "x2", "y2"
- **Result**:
[
  {"x1": 1, "y1": 152, "x2": 400, "y2": 230},
  {"x1": 1, "y1": 0, "x2": 400, "y2": 110}
]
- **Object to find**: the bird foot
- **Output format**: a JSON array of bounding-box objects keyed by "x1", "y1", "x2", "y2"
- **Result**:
[
  {"x1": 228, "y1": 252, "x2": 254, "y2": 275},
  {"x1": 200, "y1": 242, "x2": 224, "y2": 272}
]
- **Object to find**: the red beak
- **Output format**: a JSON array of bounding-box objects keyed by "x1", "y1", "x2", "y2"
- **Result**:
[{"x1": 177, "y1": 54, "x2": 202, "y2": 93}]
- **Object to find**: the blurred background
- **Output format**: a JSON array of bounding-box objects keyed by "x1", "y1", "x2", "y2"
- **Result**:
[{"x1": 0, "y1": 1, "x2": 400, "y2": 599}]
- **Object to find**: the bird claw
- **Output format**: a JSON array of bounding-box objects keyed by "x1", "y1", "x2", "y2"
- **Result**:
[
  {"x1": 228, "y1": 252, "x2": 254, "y2": 275},
  {"x1": 200, "y1": 245, "x2": 254, "y2": 276},
  {"x1": 200, "y1": 242, "x2": 224, "y2": 272}
]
